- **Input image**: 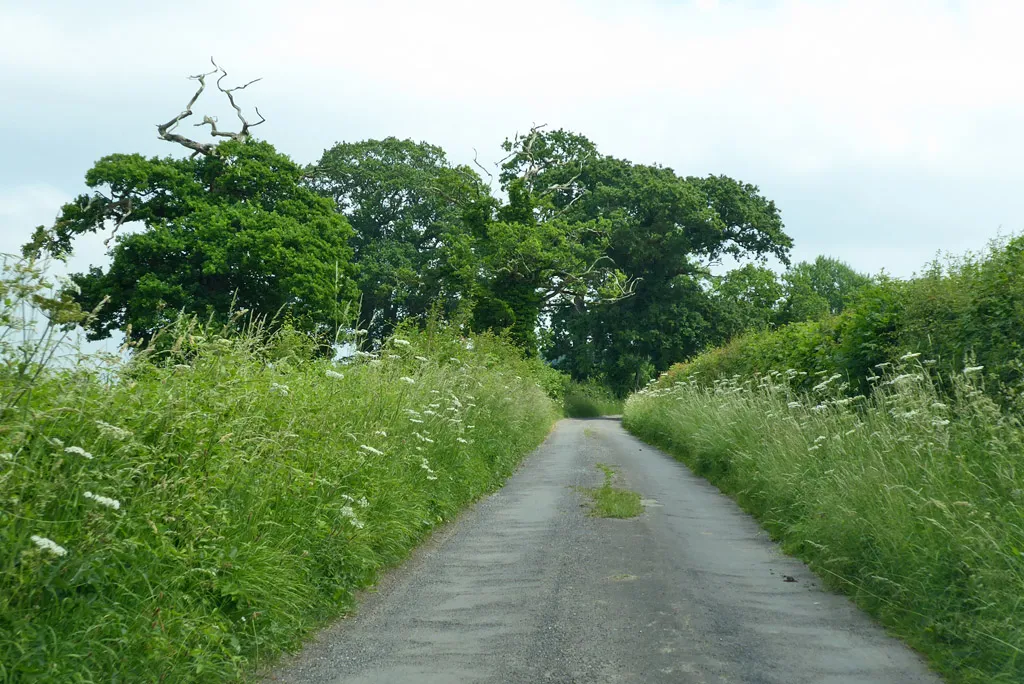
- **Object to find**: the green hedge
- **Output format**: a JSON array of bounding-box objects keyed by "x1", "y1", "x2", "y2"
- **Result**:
[{"x1": 664, "y1": 236, "x2": 1024, "y2": 408}]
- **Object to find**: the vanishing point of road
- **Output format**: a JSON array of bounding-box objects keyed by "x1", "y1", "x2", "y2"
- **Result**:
[{"x1": 268, "y1": 418, "x2": 941, "y2": 684}]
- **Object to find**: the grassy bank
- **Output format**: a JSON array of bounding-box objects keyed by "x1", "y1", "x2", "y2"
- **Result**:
[
  {"x1": 0, "y1": 264, "x2": 560, "y2": 681},
  {"x1": 624, "y1": 363, "x2": 1024, "y2": 683}
]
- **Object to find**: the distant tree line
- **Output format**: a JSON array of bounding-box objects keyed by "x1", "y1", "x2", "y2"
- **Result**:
[{"x1": 23, "y1": 63, "x2": 873, "y2": 395}]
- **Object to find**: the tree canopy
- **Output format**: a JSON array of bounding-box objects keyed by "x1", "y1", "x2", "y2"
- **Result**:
[
  {"x1": 21, "y1": 64, "x2": 834, "y2": 393},
  {"x1": 24, "y1": 140, "x2": 357, "y2": 343},
  {"x1": 311, "y1": 138, "x2": 489, "y2": 342},
  {"x1": 514, "y1": 129, "x2": 793, "y2": 392}
]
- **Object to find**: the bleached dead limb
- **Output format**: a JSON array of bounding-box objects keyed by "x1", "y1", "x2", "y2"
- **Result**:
[{"x1": 156, "y1": 58, "x2": 264, "y2": 156}]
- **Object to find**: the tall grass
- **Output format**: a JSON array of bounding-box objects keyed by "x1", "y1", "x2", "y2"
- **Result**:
[
  {"x1": 624, "y1": 361, "x2": 1024, "y2": 683},
  {"x1": 0, "y1": 259, "x2": 560, "y2": 682}
]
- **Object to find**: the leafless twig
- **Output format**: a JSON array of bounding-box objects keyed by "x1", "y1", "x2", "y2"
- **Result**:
[{"x1": 156, "y1": 58, "x2": 265, "y2": 157}]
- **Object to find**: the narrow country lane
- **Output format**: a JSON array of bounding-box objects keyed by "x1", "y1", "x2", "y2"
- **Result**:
[{"x1": 267, "y1": 418, "x2": 942, "y2": 684}]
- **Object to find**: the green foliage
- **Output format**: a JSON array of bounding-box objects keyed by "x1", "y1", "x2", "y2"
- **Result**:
[
  {"x1": 562, "y1": 380, "x2": 624, "y2": 417},
  {"x1": 527, "y1": 129, "x2": 793, "y2": 393},
  {"x1": 662, "y1": 236, "x2": 1024, "y2": 408},
  {"x1": 24, "y1": 140, "x2": 358, "y2": 344},
  {"x1": 708, "y1": 263, "x2": 784, "y2": 338},
  {"x1": 0, "y1": 261, "x2": 558, "y2": 682},
  {"x1": 311, "y1": 138, "x2": 490, "y2": 342},
  {"x1": 778, "y1": 255, "x2": 872, "y2": 324},
  {"x1": 624, "y1": 364, "x2": 1024, "y2": 683}
]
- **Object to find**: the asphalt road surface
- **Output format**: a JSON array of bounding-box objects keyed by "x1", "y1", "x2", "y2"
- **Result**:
[{"x1": 267, "y1": 418, "x2": 942, "y2": 684}]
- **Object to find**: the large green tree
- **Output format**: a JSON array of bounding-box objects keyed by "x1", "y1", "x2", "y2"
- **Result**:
[
  {"x1": 518, "y1": 129, "x2": 793, "y2": 392},
  {"x1": 708, "y1": 264, "x2": 785, "y2": 338},
  {"x1": 778, "y1": 255, "x2": 872, "y2": 324},
  {"x1": 472, "y1": 129, "x2": 631, "y2": 353},
  {"x1": 310, "y1": 138, "x2": 489, "y2": 341},
  {"x1": 24, "y1": 65, "x2": 357, "y2": 344},
  {"x1": 312, "y1": 131, "x2": 630, "y2": 354}
]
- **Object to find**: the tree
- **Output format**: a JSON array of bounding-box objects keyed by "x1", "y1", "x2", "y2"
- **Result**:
[
  {"x1": 520, "y1": 129, "x2": 793, "y2": 393},
  {"x1": 310, "y1": 138, "x2": 489, "y2": 342},
  {"x1": 474, "y1": 127, "x2": 634, "y2": 353},
  {"x1": 23, "y1": 62, "x2": 358, "y2": 344},
  {"x1": 709, "y1": 264, "x2": 784, "y2": 338},
  {"x1": 779, "y1": 255, "x2": 871, "y2": 324}
]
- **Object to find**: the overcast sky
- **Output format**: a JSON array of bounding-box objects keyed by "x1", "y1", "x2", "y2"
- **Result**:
[{"x1": 2, "y1": 0, "x2": 1023, "y2": 283}]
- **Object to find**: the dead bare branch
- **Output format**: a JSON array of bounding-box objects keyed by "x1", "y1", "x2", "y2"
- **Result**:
[
  {"x1": 156, "y1": 58, "x2": 264, "y2": 156},
  {"x1": 472, "y1": 148, "x2": 495, "y2": 187},
  {"x1": 211, "y1": 59, "x2": 265, "y2": 139},
  {"x1": 102, "y1": 196, "x2": 134, "y2": 248}
]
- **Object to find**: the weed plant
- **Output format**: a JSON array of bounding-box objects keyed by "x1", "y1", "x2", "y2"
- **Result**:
[{"x1": 586, "y1": 464, "x2": 643, "y2": 518}]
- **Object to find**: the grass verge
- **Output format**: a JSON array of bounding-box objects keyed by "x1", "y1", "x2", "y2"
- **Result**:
[
  {"x1": 623, "y1": 362, "x2": 1024, "y2": 683},
  {"x1": 0, "y1": 262, "x2": 560, "y2": 682},
  {"x1": 586, "y1": 464, "x2": 643, "y2": 518}
]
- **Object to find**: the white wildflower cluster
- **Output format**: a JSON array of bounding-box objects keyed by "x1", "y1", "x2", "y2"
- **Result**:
[
  {"x1": 374, "y1": 430, "x2": 387, "y2": 437},
  {"x1": 787, "y1": 401, "x2": 802, "y2": 409},
  {"x1": 64, "y1": 446, "x2": 93, "y2": 460},
  {"x1": 456, "y1": 438, "x2": 469, "y2": 444},
  {"x1": 30, "y1": 535, "x2": 67, "y2": 557},
  {"x1": 413, "y1": 432, "x2": 435, "y2": 444},
  {"x1": 415, "y1": 356, "x2": 429, "y2": 362},
  {"x1": 96, "y1": 420, "x2": 132, "y2": 441},
  {"x1": 420, "y1": 458, "x2": 438, "y2": 480},
  {"x1": 0, "y1": 452, "x2": 12, "y2": 461},
  {"x1": 359, "y1": 444, "x2": 384, "y2": 456},
  {"x1": 341, "y1": 493, "x2": 369, "y2": 507},
  {"x1": 84, "y1": 491, "x2": 121, "y2": 510},
  {"x1": 392, "y1": 338, "x2": 411, "y2": 346},
  {"x1": 812, "y1": 374, "x2": 843, "y2": 392},
  {"x1": 340, "y1": 505, "x2": 365, "y2": 529},
  {"x1": 964, "y1": 365, "x2": 984, "y2": 375},
  {"x1": 326, "y1": 369, "x2": 345, "y2": 379},
  {"x1": 270, "y1": 383, "x2": 290, "y2": 396},
  {"x1": 883, "y1": 373, "x2": 920, "y2": 386},
  {"x1": 400, "y1": 377, "x2": 416, "y2": 385},
  {"x1": 899, "y1": 352, "x2": 921, "y2": 360}
]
